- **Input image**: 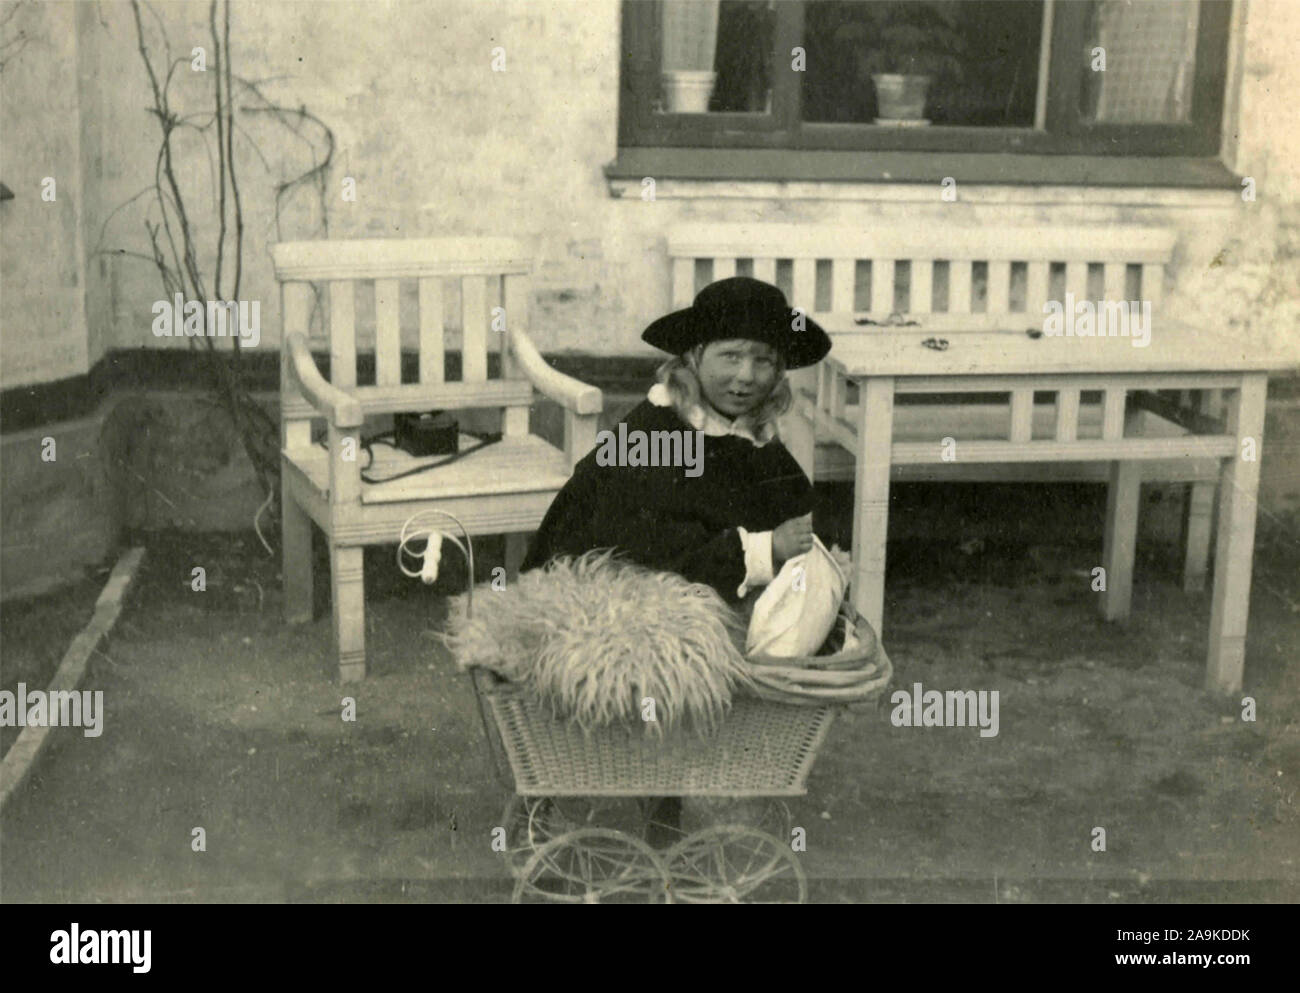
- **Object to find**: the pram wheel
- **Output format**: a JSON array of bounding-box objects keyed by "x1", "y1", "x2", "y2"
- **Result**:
[
  {"x1": 512, "y1": 827, "x2": 674, "y2": 904},
  {"x1": 680, "y1": 796, "x2": 793, "y2": 838},
  {"x1": 501, "y1": 796, "x2": 550, "y2": 877},
  {"x1": 503, "y1": 795, "x2": 649, "y2": 878},
  {"x1": 665, "y1": 825, "x2": 807, "y2": 904}
]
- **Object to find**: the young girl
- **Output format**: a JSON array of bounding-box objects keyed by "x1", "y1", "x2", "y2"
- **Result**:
[
  {"x1": 521, "y1": 276, "x2": 832, "y2": 604},
  {"x1": 520, "y1": 277, "x2": 834, "y2": 845}
]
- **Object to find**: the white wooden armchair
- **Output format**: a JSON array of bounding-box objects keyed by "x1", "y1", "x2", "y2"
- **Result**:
[{"x1": 273, "y1": 238, "x2": 602, "y2": 682}]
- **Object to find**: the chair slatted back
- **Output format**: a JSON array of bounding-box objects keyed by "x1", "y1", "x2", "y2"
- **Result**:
[
  {"x1": 274, "y1": 238, "x2": 535, "y2": 433},
  {"x1": 668, "y1": 224, "x2": 1175, "y2": 329}
]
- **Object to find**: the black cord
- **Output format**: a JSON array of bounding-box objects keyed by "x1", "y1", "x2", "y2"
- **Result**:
[
  {"x1": 361, "y1": 431, "x2": 502, "y2": 483},
  {"x1": 315, "y1": 428, "x2": 503, "y2": 484}
]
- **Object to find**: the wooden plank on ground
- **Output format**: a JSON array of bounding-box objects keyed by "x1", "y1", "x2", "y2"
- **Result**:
[{"x1": 0, "y1": 548, "x2": 146, "y2": 810}]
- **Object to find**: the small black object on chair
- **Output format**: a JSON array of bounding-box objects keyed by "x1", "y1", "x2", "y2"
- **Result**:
[{"x1": 394, "y1": 411, "x2": 459, "y2": 457}]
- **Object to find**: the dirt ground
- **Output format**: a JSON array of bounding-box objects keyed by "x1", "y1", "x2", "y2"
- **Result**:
[{"x1": 2, "y1": 483, "x2": 1298, "y2": 903}]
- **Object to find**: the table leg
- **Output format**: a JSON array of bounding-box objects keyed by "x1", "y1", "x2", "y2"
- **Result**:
[
  {"x1": 1100, "y1": 406, "x2": 1144, "y2": 621},
  {"x1": 1206, "y1": 374, "x2": 1268, "y2": 694},
  {"x1": 1181, "y1": 480, "x2": 1215, "y2": 594},
  {"x1": 850, "y1": 377, "x2": 894, "y2": 634}
]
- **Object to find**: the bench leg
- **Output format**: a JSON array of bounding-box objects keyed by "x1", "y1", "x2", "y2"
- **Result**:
[
  {"x1": 504, "y1": 532, "x2": 530, "y2": 579},
  {"x1": 850, "y1": 377, "x2": 894, "y2": 635},
  {"x1": 1206, "y1": 375, "x2": 1267, "y2": 694},
  {"x1": 330, "y1": 545, "x2": 366, "y2": 683},
  {"x1": 282, "y1": 482, "x2": 314, "y2": 624},
  {"x1": 1181, "y1": 480, "x2": 1215, "y2": 594}
]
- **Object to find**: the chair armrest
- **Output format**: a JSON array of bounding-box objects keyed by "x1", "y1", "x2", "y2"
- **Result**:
[
  {"x1": 508, "y1": 326, "x2": 603, "y2": 415},
  {"x1": 285, "y1": 332, "x2": 364, "y2": 428}
]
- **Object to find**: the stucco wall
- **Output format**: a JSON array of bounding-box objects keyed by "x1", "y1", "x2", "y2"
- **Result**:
[
  {"x1": 60, "y1": 0, "x2": 1297, "y2": 362},
  {"x1": 0, "y1": 0, "x2": 91, "y2": 389},
  {"x1": 78, "y1": 0, "x2": 625, "y2": 356},
  {"x1": 1172, "y1": 0, "x2": 1300, "y2": 356},
  {"x1": 2, "y1": 1, "x2": 1296, "y2": 368}
]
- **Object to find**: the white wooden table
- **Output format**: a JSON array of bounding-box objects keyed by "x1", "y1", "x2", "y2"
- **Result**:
[{"x1": 812, "y1": 320, "x2": 1292, "y2": 694}]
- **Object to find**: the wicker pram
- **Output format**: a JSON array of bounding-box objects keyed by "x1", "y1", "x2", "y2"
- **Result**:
[
  {"x1": 422, "y1": 511, "x2": 891, "y2": 903},
  {"x1": 472, "y1": 672, "x2": 844, "y2": 903},
  {"x1": 477, "y1": 674, "x2": 837, "y2": 797}
]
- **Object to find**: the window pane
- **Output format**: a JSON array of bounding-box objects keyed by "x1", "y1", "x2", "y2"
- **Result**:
[
  {"x1": 657, "y1": 0, "x2": 775, "y2": 114},
  {"x1": 1077, "y1": 0, "x2": 1200, "y2": 123},
  {"x1": 801, "y1": 1, "x2": 1044, "y2": 126}
]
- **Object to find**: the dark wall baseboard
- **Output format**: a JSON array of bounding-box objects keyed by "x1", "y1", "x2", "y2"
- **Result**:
[{"x1": 0, "y1": 348, "x2": 666, "y2": 434}]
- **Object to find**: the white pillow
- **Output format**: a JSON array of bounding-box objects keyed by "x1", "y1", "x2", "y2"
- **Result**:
[{"x1": 745, "y1": 536, "x2": 847, "y2": 659}]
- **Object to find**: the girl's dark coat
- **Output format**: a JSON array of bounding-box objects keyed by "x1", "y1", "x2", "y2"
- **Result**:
[{"x1": 521, "y1": 399, "x2": 813, "y2": 602}]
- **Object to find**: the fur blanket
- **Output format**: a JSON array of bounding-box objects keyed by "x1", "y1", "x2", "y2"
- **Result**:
[{"x1": 442, "y1": 551, "x2": 752, "y2": 734}]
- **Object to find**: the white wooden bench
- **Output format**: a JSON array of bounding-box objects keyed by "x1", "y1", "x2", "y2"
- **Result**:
[
  {"x1": 667, "y1": 223, "x2": 1221, "y2": 591},
  {"x1": 275, "y1": 238, "x2": 602, "y2": 682}
]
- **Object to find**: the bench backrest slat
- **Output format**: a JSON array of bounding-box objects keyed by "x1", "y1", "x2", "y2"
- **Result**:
[
  {"x1": 791, "y1": 258, "x2": 816, "y2": 315},
  {"x1": 1103, "y1": 262, "x2": 1127, "y2": 302},
  {"x1": 830, "y1": 258, "x2": 855, "y2": 313},
  {"x1": 1142, "y1": 263, "x2": 1166, "y2": 306},
  {"x1": 667, "y1": 224, "x2": 1176, "y2": 326},
  {"x1": 911, "y1": 260, "x2": 934, "y2": 315},
  {"x1": 671, "y1": 257, "x2": 694, "y2": 309}
]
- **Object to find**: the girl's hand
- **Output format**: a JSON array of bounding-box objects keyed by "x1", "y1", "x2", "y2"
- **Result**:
[{"x1": 772, "y1": 514, "x2": 814, "y2": 564}]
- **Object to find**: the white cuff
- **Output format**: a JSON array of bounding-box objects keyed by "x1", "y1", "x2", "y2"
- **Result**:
[{"x1": 735, "y1": 528, "x2": 775, "y2": 599}]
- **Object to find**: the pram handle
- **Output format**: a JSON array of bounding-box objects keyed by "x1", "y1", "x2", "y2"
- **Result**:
[{"x1": 401, "y1": 510, "x2": 513, "y2": 787}]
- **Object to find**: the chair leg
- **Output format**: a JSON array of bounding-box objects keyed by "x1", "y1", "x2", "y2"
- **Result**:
[
  {"x1": 504, "y1": 532, "x2": 530, "y2": 579},
  {"x1": 282, "y1": 481, "x2": 314, "y2": 624},
  {"x1": 1181, "y1": 480, "x2": 1215, "y2": 594},
  {"x1": 330, "y1": 545, "x2": 366, "y2": 683}
]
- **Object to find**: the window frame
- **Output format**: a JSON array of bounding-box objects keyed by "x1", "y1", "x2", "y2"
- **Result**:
[{"x1": 617, "y1": 0, "x2": 1232, "y2": 157}]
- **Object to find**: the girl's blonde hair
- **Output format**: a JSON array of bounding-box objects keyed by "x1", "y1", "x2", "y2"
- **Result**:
[{"x1": 655, "y1": 342, "x2": 792, "y2": 435}]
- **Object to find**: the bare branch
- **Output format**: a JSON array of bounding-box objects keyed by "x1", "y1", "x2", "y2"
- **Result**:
[
  {"x1": 224, "y1": 0, "x2": 244, "y2": 300},
  {"x1": 113, "y1": 0, "x2": 335, "y2": 508},
  {"x1": 210, "y1": 0, "x2": 228, "y2": 301}
]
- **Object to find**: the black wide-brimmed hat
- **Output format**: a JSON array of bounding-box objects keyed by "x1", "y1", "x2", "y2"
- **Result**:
[{"x1": 642, "y1": 277, "x2": 831, "y2": 369}]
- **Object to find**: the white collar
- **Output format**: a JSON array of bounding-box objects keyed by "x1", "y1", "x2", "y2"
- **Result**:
[{"x1": 647, "y1": 383, "x2": 776, "y2": 446}]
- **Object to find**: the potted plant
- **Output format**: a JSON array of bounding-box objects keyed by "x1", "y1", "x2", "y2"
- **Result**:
[
  {"x1": 839, "y1": 2, "x2": 964, "y2": 124},
  {"x1": 660, "y1": 0, "x2": 721, "y2": 113}
]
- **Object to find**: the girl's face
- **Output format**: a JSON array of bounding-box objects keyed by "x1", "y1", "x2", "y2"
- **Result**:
[{"x1": 695, "y1": 339, "x2": 780, "y2": 418}]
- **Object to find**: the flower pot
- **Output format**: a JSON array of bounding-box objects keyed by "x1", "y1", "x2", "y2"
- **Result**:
[
  {"x1": 872, "y1": 73, "x2": 931, "y2": 121},
  {"x1": 662, "y1": 70, "x2": 718, "y2": 114},
  {"x1": 661, "y1": 0, "x2": 720, "y2": 74}
]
